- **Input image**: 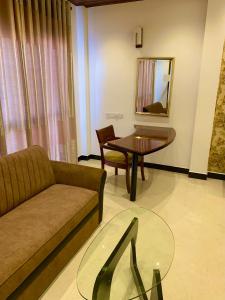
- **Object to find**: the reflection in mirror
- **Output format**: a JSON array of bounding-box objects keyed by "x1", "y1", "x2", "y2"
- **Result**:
[{"x1": 136, "y1": 58, "x2": 174, "y2": 116}]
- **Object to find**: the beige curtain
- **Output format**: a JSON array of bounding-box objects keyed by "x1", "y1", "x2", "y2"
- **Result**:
[
  {"x1": 136, "y1": 59, "x2": 155, "y2": 112},
  {"x1": 0, "y1": 0, "x2": 77, "y2": 163}
]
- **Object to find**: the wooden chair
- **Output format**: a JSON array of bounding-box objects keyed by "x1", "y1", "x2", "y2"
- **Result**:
[{"x1": 96, "y1": 125, "x2": 145, "y2": 194}]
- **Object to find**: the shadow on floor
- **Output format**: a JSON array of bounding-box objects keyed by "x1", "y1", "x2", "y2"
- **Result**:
[{"x1": 106, "y1": 168, "x2": 177, "y2": 209}]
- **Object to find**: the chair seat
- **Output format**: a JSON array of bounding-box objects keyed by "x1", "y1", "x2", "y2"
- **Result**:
[
  {"x1": 96, "y1": 125, "x2": 145, "y2": 194},
  {"x1": 105, "y1": 150, "x2": 141, "y2": 164}
]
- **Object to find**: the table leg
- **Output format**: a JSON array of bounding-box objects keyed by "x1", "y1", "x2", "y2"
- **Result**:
[
  {"x1": 130, "y1": 153, "x2": 138, "y2": 201},
  {"x1": 130, "y1": 240, "x2": 148, "y2": 300},
  {"x1": 150, "y1": 269, "x2": 163, "y2": 300},
  {"x1": 92, "y1": 218, "x2": 140, "y2": 300}
]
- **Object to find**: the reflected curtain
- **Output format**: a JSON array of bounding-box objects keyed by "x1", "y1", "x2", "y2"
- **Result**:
[
  {"x1": 136, "y1": 59, "x2": 155, "y2": 112},
  {"x1": 0, "y1": 0, "x2": 77, "y2": 163}
]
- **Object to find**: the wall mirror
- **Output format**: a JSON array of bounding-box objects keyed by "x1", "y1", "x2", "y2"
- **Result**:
[{"x1": 135, "y1": 57, "x2": 174, "y2": 116}]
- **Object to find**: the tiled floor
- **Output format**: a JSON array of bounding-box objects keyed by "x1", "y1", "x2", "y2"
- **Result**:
[{"x1": 41, "y1": 160, "x2": 225, "y2": 300}]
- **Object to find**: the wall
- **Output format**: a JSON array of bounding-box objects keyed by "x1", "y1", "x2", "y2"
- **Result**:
[
  {"x1": 88, "y1": 0, "x2": 208, "y2": 168},
  {"x1": 189, "y1": 0, "x2": 225, "y2": 175}
]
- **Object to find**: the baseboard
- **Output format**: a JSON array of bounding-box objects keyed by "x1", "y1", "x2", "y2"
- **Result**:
[
  {"x1": 78, "y1": 155, "x2": 225, "y2": 181},
  {"x1": 78, "y1": 155, "x2": 101, "y2": 162},
  {"x1": 207, "y1": 172, "x2": 225, "y2": 180},
  {"x1": 89, "y1": 154, "x2": 101, "y2": 160},
  {"x1": 78, "y1": 155, "x2": 189, "y2": 175},
  {"x1": 188, "y1": 172, "x2": 207, "y2": 180},
  {"x1": 144, "y1": 162, "x2": 189, "y2": 174},
  {"x1": 78, "y1": 155, "x2": 90, "y2": 162}
]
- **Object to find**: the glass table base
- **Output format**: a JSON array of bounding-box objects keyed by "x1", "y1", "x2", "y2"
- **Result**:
[
  {"x1": 92, "y1": 217, "x2": 163, "y2": 300},
  {"x1": 77, "y1": 207, "x2": 174, "y2": 300}
]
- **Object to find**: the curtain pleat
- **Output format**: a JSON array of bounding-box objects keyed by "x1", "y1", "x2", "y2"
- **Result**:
[
  {"x1": 0, "y1": 102, "x2": 7, "y2": 155},
  {"x1": 14, "y1": 0, "x2": 33, "y2": 146},
  {"x1": 0, "y1": 0, "x2": 77, "y2": 162}
]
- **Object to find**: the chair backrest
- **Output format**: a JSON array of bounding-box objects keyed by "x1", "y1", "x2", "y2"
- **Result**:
[
  {"x1": 96, "y1": 125, "x2": 116, "y2": 145},
  {"x1": 143, "y1": 102, "x2": 165, "y2": 113}
]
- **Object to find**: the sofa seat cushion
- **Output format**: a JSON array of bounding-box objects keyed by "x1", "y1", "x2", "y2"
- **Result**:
[{"x1": 0, "y1": 184, "x2": 98, "y2": 298}]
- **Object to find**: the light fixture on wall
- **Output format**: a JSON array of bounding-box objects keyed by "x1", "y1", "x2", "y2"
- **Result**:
[{"x1": 135, "y1": 26, "x2": 143, "y2": 48}]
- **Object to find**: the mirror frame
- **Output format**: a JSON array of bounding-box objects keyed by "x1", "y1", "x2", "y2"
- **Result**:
[{"x1": 135, "y1": 57, "x2": 175, "y2": 117}]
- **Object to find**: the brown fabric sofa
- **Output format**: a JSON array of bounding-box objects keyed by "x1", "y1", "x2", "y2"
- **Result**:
[{"x1": 0, "y1": 146, "x2": 106, "y2": 300}]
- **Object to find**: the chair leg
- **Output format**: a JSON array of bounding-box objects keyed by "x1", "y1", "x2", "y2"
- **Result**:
[
  {"x1": 126, "y1": 167, "x2": 131, "y2": 194},
  {"x1": 141, "y1": 158, "x2": 145, "y2": 181},
  {"x1": 101, "y1": 161, "x2": 105, "y2": 170},
  {"x1": 115, "y1": 167, "x2": 118, "y2": 175}
]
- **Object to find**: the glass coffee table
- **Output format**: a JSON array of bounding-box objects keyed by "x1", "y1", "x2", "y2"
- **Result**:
[{"x1": 77, "y1": 207, "x2": 174, "y2": 300}]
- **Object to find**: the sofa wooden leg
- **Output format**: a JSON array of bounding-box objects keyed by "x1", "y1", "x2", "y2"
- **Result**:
[{"x1": 115, "y1": 168, "x2": 118, "y2": 175}]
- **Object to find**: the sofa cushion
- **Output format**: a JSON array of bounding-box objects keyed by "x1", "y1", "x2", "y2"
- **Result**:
[
  {"x1": 0, "y1": 184, "x2": 98, "y2": 299},
  {"x1": 0, "y1": 145, "x2": 55, "y2": 216}
]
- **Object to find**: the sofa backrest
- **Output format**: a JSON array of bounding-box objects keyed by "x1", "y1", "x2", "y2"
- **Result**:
[{"x1": 0, "y1": 145, "x2": 56, "y2": 216}]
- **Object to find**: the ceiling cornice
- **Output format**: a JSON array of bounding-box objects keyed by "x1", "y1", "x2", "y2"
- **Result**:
[{"x1": 69, "y1": 0, "x2": 142, "y2": 8}]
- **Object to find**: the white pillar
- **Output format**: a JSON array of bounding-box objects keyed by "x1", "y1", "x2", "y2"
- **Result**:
[{"x1": 72, "y1": 6, "x2": 91, "y2": 157}]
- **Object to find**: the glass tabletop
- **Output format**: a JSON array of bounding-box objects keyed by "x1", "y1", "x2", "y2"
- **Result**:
[{"x1": 77, "y1": 207, "x2": 175, "y2": 300}]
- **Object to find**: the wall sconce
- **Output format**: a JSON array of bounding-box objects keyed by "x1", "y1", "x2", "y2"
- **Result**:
[{"x1": 135, "y1": 26, "x2": 143, "y2": 48}]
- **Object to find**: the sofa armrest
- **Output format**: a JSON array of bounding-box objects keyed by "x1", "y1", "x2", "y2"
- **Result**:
[{"x1": 50, "y1": 161, "x2": 107, "y2": 221}]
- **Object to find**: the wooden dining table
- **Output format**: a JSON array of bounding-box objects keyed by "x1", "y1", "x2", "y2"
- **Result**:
[{"x1": 108, "y1": 125, "x2": 176, "y2": 202}]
